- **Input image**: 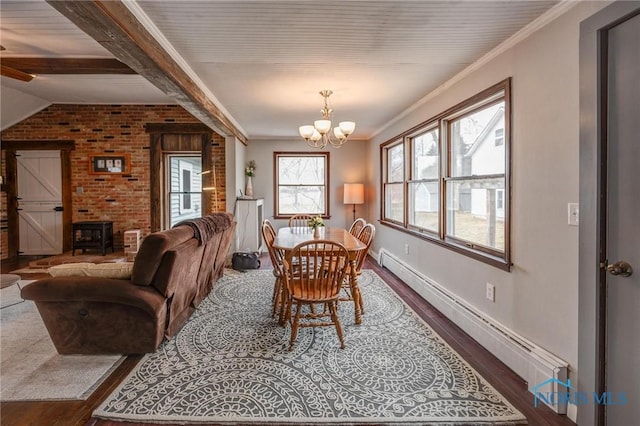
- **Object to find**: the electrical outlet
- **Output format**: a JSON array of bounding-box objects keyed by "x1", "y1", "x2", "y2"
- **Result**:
[
  {"x1": 404, "y1": 243, "x2": 409, "y2": 255},
  {"x1": 568, "y1": 203, "x2": 579, "y2": 226},
  {"x1": 486, "y1": 283, "x2": 495, "y2": 302}
]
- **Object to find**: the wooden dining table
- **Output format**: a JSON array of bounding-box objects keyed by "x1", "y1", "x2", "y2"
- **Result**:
[{"x1": 273, "y1": 226, "x2": 367, "y2": 324}]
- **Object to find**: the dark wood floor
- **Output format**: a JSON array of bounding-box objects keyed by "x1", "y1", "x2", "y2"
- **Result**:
[{"x1": 1, "y1": 255, "x2": 575, "y2": 426}]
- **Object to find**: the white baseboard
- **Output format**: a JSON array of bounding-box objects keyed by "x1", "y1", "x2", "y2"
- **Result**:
[
  {"x1": 376, "y1": 248, "x2": 569, "y2": 414},
  {"x1": 567, "y1": 402, "x2": 578, "y2": 423}
]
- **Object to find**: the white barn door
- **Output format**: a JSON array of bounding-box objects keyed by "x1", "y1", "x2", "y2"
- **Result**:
[{"x1": 17, "y1": 150, "x2": 63, "y2": 255}]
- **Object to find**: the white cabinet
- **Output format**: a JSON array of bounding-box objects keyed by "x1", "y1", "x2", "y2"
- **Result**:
[{"x1": 235, "y1": 198, "x2": 264, "y2": 253}]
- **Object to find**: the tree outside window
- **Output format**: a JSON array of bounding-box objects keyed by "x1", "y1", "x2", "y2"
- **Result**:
[{"x1": 275, "y1": 152, "x2": 329, "y2": 217}]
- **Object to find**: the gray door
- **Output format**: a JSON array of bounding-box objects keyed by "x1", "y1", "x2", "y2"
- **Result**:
[{"x1": 605, "y1": 12, "x2": 639, "y2": 425}]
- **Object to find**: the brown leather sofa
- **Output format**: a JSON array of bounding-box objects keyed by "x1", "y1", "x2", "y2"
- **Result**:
[{"x1": 21, "y1": 213, "x2": 236, "y2": 355}]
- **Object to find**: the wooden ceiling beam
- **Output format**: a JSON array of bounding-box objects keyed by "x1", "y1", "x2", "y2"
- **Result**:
[
  {"x1": 0, "y1": 58, "x2": 136, "y2": 74},
  {"x1": 1, "y1": 65, "x2": 34, "y2": 82},
  {"x1": 45, "y1": 0, "x2": 247, "y2": 144}
]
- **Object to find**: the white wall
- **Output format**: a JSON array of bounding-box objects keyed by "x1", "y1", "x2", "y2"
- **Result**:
[
  {"x1": 367, "y1": 1, "x2": 609, "y2": 383},
  {"x1": 225, "y1": 136, "x2": 247, "y2": 207},
  {"x1": 0, "y1": 84, "x2": 50, "y2": 130},
  {"x1": 225, "y1": 136, "x2": 247, "y2": 252},
  {"x1": 246, "y1": 138, "x2": 368, "y2": 231}
]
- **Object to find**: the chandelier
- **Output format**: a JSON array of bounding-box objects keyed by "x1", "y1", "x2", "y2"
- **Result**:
[{"x1": 299, "y1": 90, "x2": 356, "y2": 148}]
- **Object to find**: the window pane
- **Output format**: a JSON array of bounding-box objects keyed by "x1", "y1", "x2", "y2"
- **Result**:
[
  {"x1": 385, "y1": 183, "x2": 404, "y2": 222},
  {"x1": 451, "y1": 102, "x2": 505, "y2": 177},
  {"x1": 388, "y1": 143, "x2": 404, "y2": 182},
  {"x1": 446, "y1": 178, "x2": 505, "y2": 250},
  {"x1": 494, "y1": 128, "x2": 504, "y2": 147},
  {"x1": 409, "y1": 181, "x2": 439, "y2": 231},
  {"x1": 168, "y1": 156, "x2": 202, "y2": 227},
  {"x1": 275, "y1": 153, "x2": 329, "y2": 217},
  {"x1": 182, "y1": 169, "x2": 191, "y2": 209},
  {"x1": 278, "y1": 156, "x2": 325, "y2": 185},
  {"x1": 412, "y1": 129, "x2": 439, "y2": 180},
  {"x1": 278, "y1": 186, "x2": 325, "y2": 214}
]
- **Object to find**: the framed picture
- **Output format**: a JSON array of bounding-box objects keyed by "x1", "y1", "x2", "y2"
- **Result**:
[{"x1": 90, "y1": 154, "x2": 129, "y2": 174}]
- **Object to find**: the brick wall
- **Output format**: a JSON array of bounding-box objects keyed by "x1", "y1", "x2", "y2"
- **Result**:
[{"x1": 0, "y1": 104, "x2": 226, "y2": 258}]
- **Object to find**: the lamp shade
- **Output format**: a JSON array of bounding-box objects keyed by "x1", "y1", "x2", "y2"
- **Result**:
[
  {"x1": 299, "y1": 125, "x2": 315, "y2": 139},
  {"x1": 338, "y1": 121, "x2": 356, "y2": 136},
  {"x1": 344, "y1": 183, "x2": 364, "y2": 205},
  {"x1": 314, "y1": 119, "x2": 332, "y2": 134}
]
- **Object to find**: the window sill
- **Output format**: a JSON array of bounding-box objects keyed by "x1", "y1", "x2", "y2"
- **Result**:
[{"x1": 379, "y1": 219, "x2": 511, "y2": 272}]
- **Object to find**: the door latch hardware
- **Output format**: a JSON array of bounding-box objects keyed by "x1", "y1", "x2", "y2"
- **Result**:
[{"x1": 606, "y1": 261, "x2": 633, "y2": 277}]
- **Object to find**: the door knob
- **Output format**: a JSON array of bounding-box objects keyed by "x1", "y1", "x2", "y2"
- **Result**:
[{"x1": 606, "y1": 261, "x2": 633, "y2": 277}]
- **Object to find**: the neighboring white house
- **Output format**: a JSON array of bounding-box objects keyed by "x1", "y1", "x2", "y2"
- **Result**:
[
  {"x1": 411, "y1": 106, "x2": 505, "y2": 222},
  {"x1": 464, "y1": 107, "x2": 506, "y2": 220},
  {"x1": 168, "y1": 155, "x2": 203, "y2": 227}
]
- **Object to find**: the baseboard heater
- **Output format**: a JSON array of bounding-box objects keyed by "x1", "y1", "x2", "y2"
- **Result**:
[{"x1": 374, "y1": 248, "x2": 569, "y2": 414}]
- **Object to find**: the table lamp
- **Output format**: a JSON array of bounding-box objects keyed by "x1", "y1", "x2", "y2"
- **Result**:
[{"x1": 344, "y1": 183, "x2": 364, "y2": 222}]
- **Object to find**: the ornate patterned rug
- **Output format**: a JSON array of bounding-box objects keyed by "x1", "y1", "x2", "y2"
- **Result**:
[{"x1": 94, "y1": 269, "x2": 526, "y2": 424}]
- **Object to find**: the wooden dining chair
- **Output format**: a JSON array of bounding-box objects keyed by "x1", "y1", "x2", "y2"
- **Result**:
[
  {"x1": 263, "y1": 218, "x2": 276, "y2": 240},
  {"x1": 288, "y1": 214, "x2": 314, "y2": 229},
  {"x1": 348, "y1": 217, "x2": 366, "y2": 237},
  {"x1": 261, "y1": 221, "x2": 285, "y2": 319},
  {"x1": 282, "y1": 240, "x2": 350, "y2": 351},
  {"x1": 341, "y1": 223, "x2": 375, "y2": 315}
]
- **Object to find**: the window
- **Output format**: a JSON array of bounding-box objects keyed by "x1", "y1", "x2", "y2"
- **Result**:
[
  {"x1": 167, "y1": 155, "x2": 202, "y2": 228},
  {"x1": 409, "y1": 127, "x2": 439, "y2": 233},
  {"x1": 274, "y1": 152, "x2": 329, "y2": 217},
  {"x1": 496, "y1": 189, "x2": 504, "y2": 210},
  {"x1": 494, "y1": 128, "x2": 504, "y2": 146},
  {"x1": 181, "y1": 165, "x2": 192, "y2": 210},
  {"x1": 382, "y1": 141, "x2": 404, "y2": 223},
  {"x1": 380, "y1": 79, "x2": 511, "y2": 270}
]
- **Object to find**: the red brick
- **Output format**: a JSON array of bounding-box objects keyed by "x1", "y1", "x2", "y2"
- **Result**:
[{"x1": 0, "y1": 104, "x2": 227, "y2": 259}]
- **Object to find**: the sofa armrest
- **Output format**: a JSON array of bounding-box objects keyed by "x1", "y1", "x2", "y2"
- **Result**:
[{"x1": 21, "y1": 277, "x2": 166, "y2": 318}]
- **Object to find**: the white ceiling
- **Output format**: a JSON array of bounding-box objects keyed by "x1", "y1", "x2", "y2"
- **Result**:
[{"x1": 1, "y1": 0, "x2": 563, "y2": 139}]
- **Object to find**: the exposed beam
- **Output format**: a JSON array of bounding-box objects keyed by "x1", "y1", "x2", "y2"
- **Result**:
[
  {"x1": 46, "y1": 0, "x2": 247, "y2": 144},
  {"x1": 1, "y1": 65, "x2": 34, "y2": 82},
  {"x1": 1, "y1": 58, "x2": 135, "y2": 74}
]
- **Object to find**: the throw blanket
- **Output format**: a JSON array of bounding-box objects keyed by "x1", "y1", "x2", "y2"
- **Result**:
[{"x1": 174, "y1": 213, "x2": 232, "y2": 245}]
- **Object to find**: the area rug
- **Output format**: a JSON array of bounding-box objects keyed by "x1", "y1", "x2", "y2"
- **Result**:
[
  {"x1": 94, "y1": 269, "x2": 526, "y2": 424},
  {"x1": 0, "y1": 281, "x2": 124, "y2": 401}
]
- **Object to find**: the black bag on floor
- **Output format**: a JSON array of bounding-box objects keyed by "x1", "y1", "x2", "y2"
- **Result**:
[{"x1": 232, "y1": 252, "x2": 261, "y2": 271}]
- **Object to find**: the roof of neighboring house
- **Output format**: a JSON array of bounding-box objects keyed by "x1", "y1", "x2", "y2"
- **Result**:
[{"x1": 464, "y1": 107, "x2": 505, "y2": 157}]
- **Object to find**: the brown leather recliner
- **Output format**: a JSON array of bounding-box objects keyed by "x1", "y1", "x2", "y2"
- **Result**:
[{"x1": 21, "y1": 213, "x2": 236, "y2": 355}]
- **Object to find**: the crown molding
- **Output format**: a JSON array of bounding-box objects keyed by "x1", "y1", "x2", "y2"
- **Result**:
[{"x1": 371, "y1": 0, "x2": 580, "y2": 139}]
